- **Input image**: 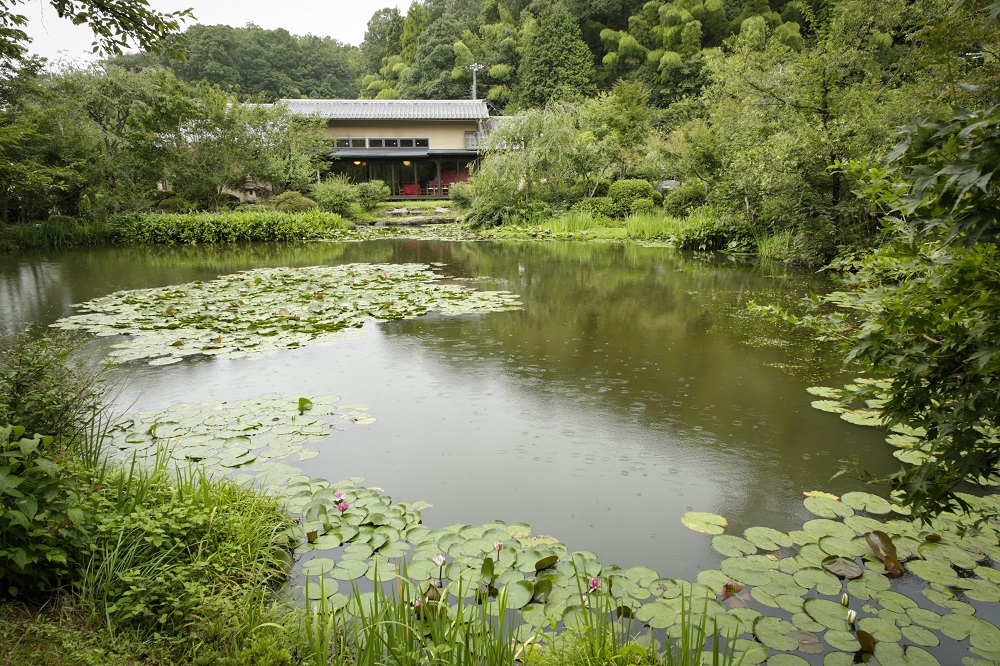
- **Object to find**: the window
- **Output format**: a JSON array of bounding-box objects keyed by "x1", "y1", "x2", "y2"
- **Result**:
[
  {"x1": 335, "y1": 138, "x2": 350, "y2": 148},
  {"x1": 350, "y1": 138, "x2": 365, "y2": 147},
  {"x1": 384, "y1": 138, "x2": 398, "y2": 148},
  {"x1": 399, "y1": 139, "x2": 414, "y2": 147},
  {"x1": 368, "y1": 138, "x2": 383, "y2": 147},
  {"x1": 415, "y1": 138, "x2": 429, "y2": 148}
]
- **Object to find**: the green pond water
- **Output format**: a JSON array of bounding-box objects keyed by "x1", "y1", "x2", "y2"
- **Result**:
[{"x1": 0, "y1": 238, "x2": 898, "y2": 580}]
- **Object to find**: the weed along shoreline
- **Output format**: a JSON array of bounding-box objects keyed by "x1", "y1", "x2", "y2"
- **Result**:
[{"x1": 1, "y1": 221, "x2": 998, "y2": 665}]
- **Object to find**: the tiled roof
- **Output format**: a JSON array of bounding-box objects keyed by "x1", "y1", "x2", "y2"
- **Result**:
[{"x1": 279, "y1": 99, "x2": 490, "y2": 120}]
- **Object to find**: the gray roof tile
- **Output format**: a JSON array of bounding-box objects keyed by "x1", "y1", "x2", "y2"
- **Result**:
[{"x1": 279, "y1": 99, "x2": 490, "y2": 120}]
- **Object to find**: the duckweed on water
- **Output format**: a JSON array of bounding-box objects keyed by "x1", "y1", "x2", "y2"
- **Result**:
[{"x1": 52, "y1": 263, "x2": 521, "y2": 364}]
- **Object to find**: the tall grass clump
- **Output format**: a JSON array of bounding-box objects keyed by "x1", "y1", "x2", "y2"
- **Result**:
[
  {"x1": 625, "y1": 213, "x2": 696, "y2": 241},
  {"x1": 114, "y1": 209, "x2": 352, "y2": 245},
  {"x1": 312, "y1": 175, "x2": 359, "y2": 218},
  {"x1": 0, "y1": 218, "x2": 118, "y2": 253},
  {"x1": 752, "y1": 228, "x2": 796, "y2": 262},
  {"x1": 548, "y1": 211, "x2": 615, "y2": 233}
]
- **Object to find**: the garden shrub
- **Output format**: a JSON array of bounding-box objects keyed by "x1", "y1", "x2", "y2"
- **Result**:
[
  {"x1": 114, "y1": 210, "x2": 350, "y2": 245},
  {"x1": 0, "y1": 425, "x2": 89, "y2": 599},
  {"x1": 675, "y1": 215, "x2": 755, "y2": 252},
  {"x1": 609, "y1": 179, "x2": 655, "y2": 217},
  {"x1": 312, "y1": 175, "x2": 357, "y2": 217},
  {"x1": 356, "y1": 180, "x2": 390, "y2": 213},
  {"x1": 0, "y1": 328, "x2": 106, "y2": 445},
  {"x1": 268, "y1": 191, "x2": 317, "y2": 212},
  {"x1": 630, "y1": 198, "x2": 655, "y2": 215},
  {"x1": 449, "y1": 181, "x2": 474, "y2": 209},
  {"x1": 156, "y1": 197, "x2": 189, "y2": 212},
  {"x1": 662, "y1": 182, "x2": 707, "y2": 216},
  {"x1": 571, "y1": 197, "x2": 615, "y2": 218}
]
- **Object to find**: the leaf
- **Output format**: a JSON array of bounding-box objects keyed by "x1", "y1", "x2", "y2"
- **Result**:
[
  {"x1": 865, "y1": 531, "x2": 904, "y2": 576},
  {"x1": 298, "y1": 397, "x2": 313, "y2": 414},
  {"x1": 534, "y1": 555, "x2": 558, "y2": 572},
  {"x1": 821, "y1": 555, "x2": 864, "y2": 579},
  {"x1": 681, "y1": 511, "x2": 728, "y2": 535}
]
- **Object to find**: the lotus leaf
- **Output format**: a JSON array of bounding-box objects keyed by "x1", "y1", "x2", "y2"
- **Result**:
[
  {"x1": 791, "y1": 612, "x2": 825, "y2": 633},
  {"x1": 681, "y1": 511, "x2": 728, "y2": 535},
  {"x1": 781, "y1": 629, "x2": 822, "y2": 655},
  {"x1": 873, "y1": 643, "x2": 940, "y2": 665},
  {"x1": 330, "y1": 559, "x2": 368, "y2": 580},
  {"x1": 804, "y1": 496, "x2": 855, "y2": 519},
  {"x1": 858, "y1": 616, "x2": 901, "y2": 642},
  {"x1": 794, "y1": 567, "x2": 843, "y2": 594},
  {"x1": 803, "y1": 598, "x2": 851, "y2": 631},
  {"x1": 752, "y1": 616, "x2": 799, "y2": 650},
  {"x1": 768, "y1": 656, "x2": 810, "y2": 666},
  {"x1": 54, "y1": 264, "x2": 522, "y2": 364},
  {"x1": 803, "y1": 519, "x2": 857, "y2": 541},
  {"x1": 744, "y1": 526, "x2": 793, "y2": 551},
  {"x1": 902, "y1": 625, "x2": 940, "y2": 647},
  {"x1": 841, "y1": 492, "x2": 893, "y2": 514},
  {"x1": 636, "y1": 601, "x2": 678, "y2": 628},
  {"x1": 821, "y1": 556, "x2": 863, "y2": 579}
]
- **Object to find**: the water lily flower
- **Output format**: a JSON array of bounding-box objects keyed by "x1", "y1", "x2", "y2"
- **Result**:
[
  {"x1": 433, "y1": 554, "x2": 446, "y2": 567},
  {"x1": 847, "y1": 609, "x2": 858, "y2": 626},
  {"x1": 841, "y1": 593, "x2": 850, "y2": 607},
  {"x1": 722, "y1": 580, "x2": 744, "y2": 600},
  {"x1": 413, "y1": 598, "x2": 423, "y2": 608},
  {"x1": 336, "y1": 502, "x2": 349, "y2": 513},
  {"x1": 494, "y1": 542, "x2": 503, "y2": 552},
  {"x1": 589, "y1": 577, "x2": 600, "y2": 592},
  {"x1": 334, "y1": 490, "x2": 344, "y2": 500}
]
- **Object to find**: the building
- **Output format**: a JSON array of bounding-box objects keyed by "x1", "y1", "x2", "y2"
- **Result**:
[{"x1": 279, "y1": 99, "x2": 491, "y2": 199}]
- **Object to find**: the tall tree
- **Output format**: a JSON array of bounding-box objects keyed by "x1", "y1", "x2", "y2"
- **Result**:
[
  {"x1": 517, "y1": 5, "x2": 596, "y2": 108},
  {"x1": 1, "y1": 0, "x2": 192, "y2": 61},
  {"x1": 398, "y1": 17, "x2": 468, "y2": 99},
  {"x1": 359, "y1": 7, "x2": 404, "y2": 76}
]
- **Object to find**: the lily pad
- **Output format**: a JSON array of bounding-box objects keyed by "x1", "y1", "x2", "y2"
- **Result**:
[
  {"x1": 713, "y1": 535, "x2": 757, "y2": 557},
  {"x1": 681, "y1": 512, "x2": 728, "y2": 535},
  {"x1": 821, "y1": 556, "x2": 863, "y2": 579},
  {"x1": 744, "y1": 526, "x2": 793, "y2": 551},
  {"x1": 841, "y1": 492, "x2": 893, "y2": 514}
]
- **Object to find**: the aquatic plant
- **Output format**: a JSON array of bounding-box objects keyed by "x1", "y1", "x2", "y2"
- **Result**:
[{"x1": 52, "y1": 263, "x2": 522, "y2": 364}]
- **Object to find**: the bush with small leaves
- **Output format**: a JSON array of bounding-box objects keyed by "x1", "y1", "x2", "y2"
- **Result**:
[
  {"x1": 268, "y1": 191, "x2": 317, "y2": 212},
  {"x1": 312, "y1": 175, "x2": 358, "y2": 217},
  {"x1": 356, "y1": 180, "x2": 391, "y2": 213}
]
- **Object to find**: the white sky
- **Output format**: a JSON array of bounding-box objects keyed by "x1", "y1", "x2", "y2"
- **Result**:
[{"x1": 21, "y1": 0, "x2": 410, "y2": 65}]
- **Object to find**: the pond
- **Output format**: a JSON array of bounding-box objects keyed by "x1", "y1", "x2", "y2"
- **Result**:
[{"x1": 1, "y1": 238, "x2": 896, "y2": 581}]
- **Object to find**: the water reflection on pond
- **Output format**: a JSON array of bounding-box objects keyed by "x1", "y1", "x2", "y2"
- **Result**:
[{"x1": 0, "y1": 239, "x2": 895, "y2": 580}]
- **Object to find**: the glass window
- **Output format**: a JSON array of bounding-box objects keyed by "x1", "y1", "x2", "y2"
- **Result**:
[
  {"x1": 350, "y1": 138, "x2": 366, "y2": 147},
  {"x1": 335, "y1": 138, "x2": 350, "y2": 148},
  {"x1": 384, "y1": 139, "x2": 398, "y2": 147},
  {"x1": 415, "y1": 138, "x2": 429, "y2": 148},
  {"x1": 368, "y1": 138, "x2": 383, "y2": 148},
  {"x1": 399, "y1": 139, "x2": 414, "y2": 147}
]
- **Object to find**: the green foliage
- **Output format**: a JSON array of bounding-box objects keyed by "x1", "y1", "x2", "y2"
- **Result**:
[
  {"x1": 268, "y1": 191, "x2": 317, "y2": 213},
  {"x1": 448, "y1": 181, "x2": 474, "y2": 209},
  {"x1": 398, "y1": 17, "x2": 468, "y2": 99},
  {"x1": 662, "y1": 182, "x2": 706, "y2": 215},
  {"x1": 0, "y1": 328, "x2": 106, "y2": 445},
  {"x1": 114, "y1": 210, "x2": 349, "y2": 245},
  {"x1": 609, "y1": 178, "x2": 655, "y2": 216},
  {"x1": 571, "y1": 196, "x2": 615, "y2": 218},
  {"x1": 0, "y1": 219, "x2": 117, "y2": 253},
  {"x1": 518, "y1": 5, "x2": 596, "y2": 108},
  {"x1": 0, "y1": 0, "x2": 191, "y2": 62},
  {"x1": 312, "y1": 175, "x2": 358, "y2": 217},
  {"x1": 0, "y1": 425, "x2": 88, "y2": 599},
  {"x1": 355, "y1": 180, "x2": 391, "y2": 213},
  {"x1": 675, "y1": 213, "x2": 754, "y2": 252}
]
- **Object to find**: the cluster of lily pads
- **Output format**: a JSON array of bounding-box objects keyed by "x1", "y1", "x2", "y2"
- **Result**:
[
  {"x1": 106, "y1": 393, "x2": 378, "y2": 493},
  {"x1": 107, "y1": 390, "x2": 1000, "y2": 664},
  {"x1": 51, "y1": 263, "x2": 521, "y2": 365},
  {"x1": 807, "y1": 378, "x2": 1000, "y2": 473}
]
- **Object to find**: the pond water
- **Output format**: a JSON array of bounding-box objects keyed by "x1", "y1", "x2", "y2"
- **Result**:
[{"x1": 0, "y1": 238, "x2": 897, "y2": 581}]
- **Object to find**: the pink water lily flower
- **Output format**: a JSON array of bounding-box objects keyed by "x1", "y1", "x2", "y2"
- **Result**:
[
  {"x1": 589, "y1": 577, "x2": 600, "y2": 592},
  {"x1": 336, "y1": 502, "x2": 349, "y2": 513},
  {"x1": 334, "y1": 490, "x2": 344, "y2": 500},
  {"x1": 433, "y1": 554, "x2": 446, "y2": 567},
  {"x1": 494, "y1": 542, "x2": 503, "y2": 552}
]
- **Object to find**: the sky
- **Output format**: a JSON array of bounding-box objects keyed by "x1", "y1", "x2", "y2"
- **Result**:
[{"x1": 21, "y1": 0, "x2": 410, "y2": 64}]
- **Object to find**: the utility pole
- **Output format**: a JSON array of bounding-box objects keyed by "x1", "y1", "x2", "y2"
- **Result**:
[{"x1": 466, "y1": 63, "x2": 485, "y2": 99}]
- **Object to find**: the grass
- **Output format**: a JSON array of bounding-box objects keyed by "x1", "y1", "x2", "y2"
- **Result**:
[{"x1": 0, "y1": 219, "x2": 117, "y2": 252}]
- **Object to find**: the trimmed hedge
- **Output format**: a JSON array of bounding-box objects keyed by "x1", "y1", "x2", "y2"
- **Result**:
[{"x1": 114, "y1": 210, "x2": 351, "y2": 245}]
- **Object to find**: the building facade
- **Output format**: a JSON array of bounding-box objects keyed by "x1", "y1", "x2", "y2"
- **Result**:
[{"x1": 279, "y1": 99, "x2": 490, "y2": 198}]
